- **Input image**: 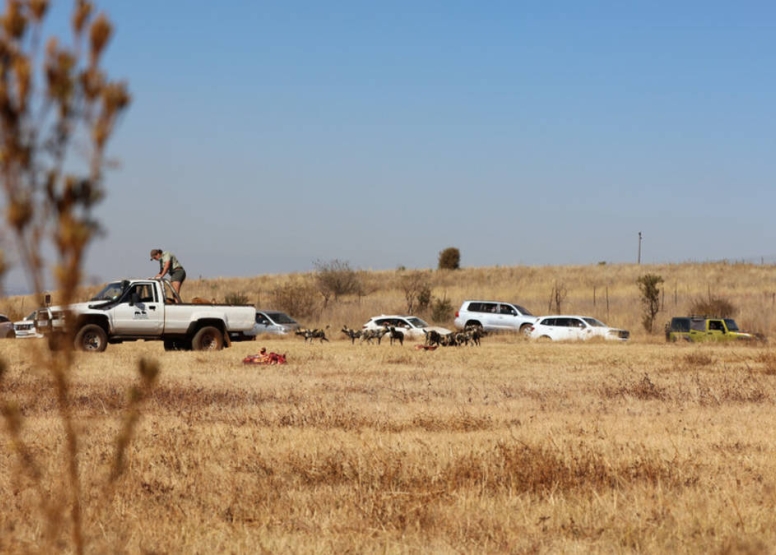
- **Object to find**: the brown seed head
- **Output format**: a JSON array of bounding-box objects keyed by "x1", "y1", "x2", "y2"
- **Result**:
[
  {"x1": 29, "y1": 0, "x2": 49, "y2": 23},
  {"x1": 72, "y1": 0, "x2": 92, "y2": 36},
  {"x1": 89, "y1": 12, "x2": 111, "y2": 63},
  {"x1": 2, "y1": 0, "x2": 27, "y2": 40},
  {"x1": 13, "y1": 55, "x2": 30, "y2": 108}
]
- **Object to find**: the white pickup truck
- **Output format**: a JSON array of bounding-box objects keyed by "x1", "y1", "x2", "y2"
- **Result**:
[{"x1": 36, "y1": 278, "x2": 256, "y2": 352}]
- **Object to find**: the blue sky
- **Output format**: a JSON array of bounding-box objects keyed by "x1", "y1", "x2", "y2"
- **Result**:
[{"x1": 4, "y1": 1, "x2": 776, "y2": 291}]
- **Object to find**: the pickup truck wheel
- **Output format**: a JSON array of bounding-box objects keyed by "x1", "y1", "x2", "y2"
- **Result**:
[
  {"x1": 75, "y1": 324, "x2": 108, "y2": 352},
  {"x1": 192, "y1": 326, "x2": 224, "y2": 351}
]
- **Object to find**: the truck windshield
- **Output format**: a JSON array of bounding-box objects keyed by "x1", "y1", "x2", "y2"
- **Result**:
[
  {"x1": 91, "y1": 281, "x2": 126, "y2": 301},
  {"x1": 724, "y1": 319, "x2": 740, "y2": 332}
]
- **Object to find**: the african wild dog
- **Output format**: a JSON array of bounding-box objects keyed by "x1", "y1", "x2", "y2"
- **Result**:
[
  {"x1": 341, "y1": 325, "x2": 362, "y2": 344},
  {"x1": 361, "y1": 327, "x2": 387, "y2": 345},
  {"x1": 295, "y1": 326, "x2": 330, "y2": 343},
  {"x1": 423, "y1": 329, "x2": 442, "y2": 347},
  {"x1": 386, "y1": 326, "x2": 404, "y2": 346}
]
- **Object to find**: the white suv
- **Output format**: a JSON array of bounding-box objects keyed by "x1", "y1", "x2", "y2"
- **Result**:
[
  {"x1": 454, "y1": 300, "x2": 537, "y2": 334},
  {"x1": 527, "y1": 316, "x2": 629, "y2": 342}
]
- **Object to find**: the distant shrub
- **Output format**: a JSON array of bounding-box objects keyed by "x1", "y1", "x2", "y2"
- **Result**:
[
  {"x1": 637, "y1": 273, "x2": 664, "y2": 333},
  {"x1": 313, "y1": 259, "x2": 362, "y2": 307},
  {"x1": 224, "y1": 292, "x2": 250, "y2": 305},
  {"x1": 438, "y1": 247, "x2": 461, "y2": 270},
  {"x1": 271, "y1": 281, "x2": 319, "y2": 319},
  {"x1": 400, "y1": 271, "x2": 432, "y2": 314},
  {"x1": 548, "y1": 281, "x2": 567, "y2": 314},
  {"x1": 431, "y1": 297, "x2": 454, "y2": 323},
  {"x1": 690, "y1": 296, "x2": 736, "y2": 318}
]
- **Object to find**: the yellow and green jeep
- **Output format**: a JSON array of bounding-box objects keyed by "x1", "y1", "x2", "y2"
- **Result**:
[{"x1": 665, "y1": 317, "x2": 761, "y2": 343}]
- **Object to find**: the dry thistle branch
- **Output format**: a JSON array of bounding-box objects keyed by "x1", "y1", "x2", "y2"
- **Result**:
[{"x1": 0, "y1": 1, "x2": 136, "y2": 553}]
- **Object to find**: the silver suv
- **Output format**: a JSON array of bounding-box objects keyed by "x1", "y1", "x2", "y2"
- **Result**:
[{"x1": 453, "y1": 301, "x2": 537, "y2": 334}]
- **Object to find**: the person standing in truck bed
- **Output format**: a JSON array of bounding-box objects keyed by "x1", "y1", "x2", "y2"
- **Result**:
[{"x1": 150, "y1": 248, "x2": 186, "y2": 299}]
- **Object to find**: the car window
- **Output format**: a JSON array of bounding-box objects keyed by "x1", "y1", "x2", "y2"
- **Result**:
[
  {"x1": 582, "y1": 318, "x2": 605, "y2": 327},
  {"x1": 512, "y1": 304, "x2": 533, "y2": 316},
  {"x1": 406, "y1": 317, "x2": 428, "y2": 328},
  {"x1": 267, "y1": 312, "x2": 297, "y2": 324},
  {"x1": 499, "y1": 305, "x2": 516, "y2": 315},
  {"x1": 690, "y1": 319, "x2": 706, "y2": 332},
  {"x1": 708, "y1": 320, "x2": 724, "y2": 331},
  {"x1": 0, "y1": 315, "x2": 9, "y2": 323},
  {"x1": 256, "y1": 313, "x2": 271, "y2": 325},
  {"x1": 724, "y1": 319, "x2": 739, "y2": 332},
  {"x1": 541, "y1": 318, "x2": 556, "y2": 326}
]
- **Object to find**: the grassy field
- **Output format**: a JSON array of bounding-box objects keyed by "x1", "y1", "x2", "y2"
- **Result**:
[
  {"x1": 2, "y1": 332, "x2": 776, "y2": 553},
  {"x1": 2, "y1": 262, "x2": 776, "y2": 553}
]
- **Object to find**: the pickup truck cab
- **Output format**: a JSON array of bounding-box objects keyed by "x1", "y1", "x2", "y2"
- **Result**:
[
  {"x1": 37, "y1": 278, "x2": 256, "y2": 352},
  {"x1": 665, "y1": 316, "x2": 759, "y2": 343}
]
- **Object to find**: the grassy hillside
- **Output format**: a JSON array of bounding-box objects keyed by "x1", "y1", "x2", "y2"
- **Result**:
[{"x1": 3, "y1": 261, "x2": 775, "y2": 340}]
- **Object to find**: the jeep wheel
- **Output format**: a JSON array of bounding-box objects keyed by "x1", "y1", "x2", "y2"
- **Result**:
[
  {"x1": 75, "y1": 325, "x2": 108, "y2": 352},
  {"x1": 192, "y1": 326, "x2": 224, "y2": 351}
]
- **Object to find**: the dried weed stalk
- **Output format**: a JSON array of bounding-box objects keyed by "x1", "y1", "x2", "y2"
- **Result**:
[{"x1": 0, "y1": 2, "x2": 154, "y2": 553}]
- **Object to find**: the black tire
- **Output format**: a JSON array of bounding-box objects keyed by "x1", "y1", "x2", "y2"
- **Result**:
[
  {"x1": 75, "y1": 324, "x2": 108, "y2": 352},
  {"x1": 192, "y1": 326, "x2": 224, "y2": 351}
]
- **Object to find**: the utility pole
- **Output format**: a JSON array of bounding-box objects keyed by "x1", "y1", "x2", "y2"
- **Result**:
[{"x1": 637, "y1": 231, "x2": 642, "y2": 264}]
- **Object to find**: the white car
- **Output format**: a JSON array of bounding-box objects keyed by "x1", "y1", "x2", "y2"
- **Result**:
[
  {"x1": 453, "y1": 300, "x2": 537, "y2": 334},
  {"x1": 362, "y1": 315, "x2": 451, "y2": 340},
  {"x1": 527, "y1": 316, "x2": 630, "y2": 342},
  {"x1": 13, "y1": 310, "x2": 44, "y2": 339},
  {"x1": 229, "y1": 310, "x2": 301, "y2": 341}
]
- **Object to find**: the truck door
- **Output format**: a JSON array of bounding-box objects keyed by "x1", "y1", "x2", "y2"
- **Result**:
[
  {"x1": 706, "y1": 319, "x2": 726, "y2": 340},
  {"x1": 111, "y1": 283, "x2": 164, "y2": 335}
]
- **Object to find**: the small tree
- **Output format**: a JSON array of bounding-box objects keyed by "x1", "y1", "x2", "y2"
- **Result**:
[
  {"x1": 313, "y1": 259, "x2": 362, "y2": 307},
  {"x1": 548, "y1": 281, "x2": 567, "y2": 313},
  {"x1": 438, "y1": 247, "x2": 461, "y2": 270},
  {"x1": 271, "y1": 280, "x2": 319, "y2": 319},
  {"x1": 637, "y1": 273, "x2": 664, "y2": 333},
  {"x1": 400, "y1": 271, "x2": 432, "y2": 314}
]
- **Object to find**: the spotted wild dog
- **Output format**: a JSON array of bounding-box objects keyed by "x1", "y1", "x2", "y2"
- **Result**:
[
  {"x1": 295, "y1": 327, "x2": 330, "y2": 343},
  {"x1": 423, "y1": 329, "x2": 443, "y2": 347},
  {"x1": 341, "y1": 325, "x2": 362, "y2": 344},
  {"x1": 386, "y1": 325, "x2": 404, "y2": 346},
  {"x1": 361, "y1": 327, "x2": 387, "y2": 345}
]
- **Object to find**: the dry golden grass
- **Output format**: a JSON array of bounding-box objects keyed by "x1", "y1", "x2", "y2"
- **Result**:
[
  {"x1": 3, "y1": 331, "x2": 776, "y2": 553},
  {"x1": 3, "y1": 260, "x2": 775, "y2": 340}
]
